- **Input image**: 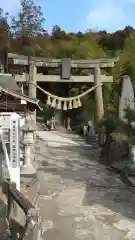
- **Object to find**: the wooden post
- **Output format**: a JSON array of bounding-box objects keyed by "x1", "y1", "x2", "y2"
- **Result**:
[
  {"x1": 28, "y1": 60, "x2": 37, "y2": 129},
  {"x1": 94, "y1": 65, "x2": 104, "y2": 145}
]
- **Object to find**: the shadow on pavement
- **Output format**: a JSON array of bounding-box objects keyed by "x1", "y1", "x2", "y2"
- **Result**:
[{"x1": 36, "y1": 139, "x2": 135, "y2": 223}]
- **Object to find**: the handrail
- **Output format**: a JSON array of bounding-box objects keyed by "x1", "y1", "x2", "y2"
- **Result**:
[{"x1": 2, "y1": 179, "x2": 40, "y2": 239}]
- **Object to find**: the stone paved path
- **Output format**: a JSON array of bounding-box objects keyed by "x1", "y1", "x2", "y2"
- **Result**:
[{"x1": 35, "y1": 131, "x2": 135, "y2": 240}]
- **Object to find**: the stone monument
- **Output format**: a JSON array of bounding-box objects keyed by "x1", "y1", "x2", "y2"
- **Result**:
[{"x1": 119, "y1": 75, "x2": 135, "y2": 120}]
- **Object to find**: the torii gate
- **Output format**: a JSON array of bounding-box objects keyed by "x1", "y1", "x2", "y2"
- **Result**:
[{"x1": 7, "y1": 53, "x2": 118, "y2": 126}]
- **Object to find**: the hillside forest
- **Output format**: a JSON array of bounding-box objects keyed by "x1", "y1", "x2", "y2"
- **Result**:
[{"x1": 0, "y1": 0, "x2": 135, "y2": 124}]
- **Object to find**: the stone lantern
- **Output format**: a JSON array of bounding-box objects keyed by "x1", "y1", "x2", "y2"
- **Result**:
[{"x1": 20, "y1": 121, "x2": 36, "y2": 177}]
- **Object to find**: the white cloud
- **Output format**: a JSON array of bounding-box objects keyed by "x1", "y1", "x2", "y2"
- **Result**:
[{"x1": 86, "y1": 0, "x2": 135, "y2": 32}]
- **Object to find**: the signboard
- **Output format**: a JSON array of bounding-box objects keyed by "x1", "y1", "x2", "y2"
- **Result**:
[{"x1": 0, "y1": 113, "x2": 20, "y2": 190}]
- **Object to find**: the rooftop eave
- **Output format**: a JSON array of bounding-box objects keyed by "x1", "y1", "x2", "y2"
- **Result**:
[{"x1": 0, "y1": 86, "x2": 42, "y2": 111}]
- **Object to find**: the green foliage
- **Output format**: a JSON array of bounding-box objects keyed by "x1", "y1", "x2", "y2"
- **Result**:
[
  {"x1": 124, "y1": 108, "x2": 135, "y2": 123},
  {"x1": 100, "y1": 116, "x2": 123, "y2": 135},
  {"x1": 101, "y1": 108, "x2": 135, "y2": 143}
]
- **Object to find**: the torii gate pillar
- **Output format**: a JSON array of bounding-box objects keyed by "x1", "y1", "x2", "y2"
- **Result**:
[
  {"x1": 28, "y1": 60, "x2": 37, "y2": 129},
  {"x1": 94, "y1": 65, "x2": 105, "y2": 145},
  {"x1": 28, "y1": 60, "x2": 37, "y2": 163}
]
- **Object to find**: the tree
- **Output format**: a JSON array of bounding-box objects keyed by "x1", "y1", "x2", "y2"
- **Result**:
[
  {"x1": 11, "y1": 0, "x2": 44, "y2": 37},
  {"x1": 124, "y1": 32, "x2": 135, "y2": 84},
  {"x1": 0, "y1": 8, "x2": 10, "y2": 51},
  {"x1": 11, "y1": 0, "x2": 44, "y2": 56},
  {"x1": 124, "y1": 26, "x2": 134, "y2": 36},
  {"x1": 73, "y1": 32, "x2": 106, "y2": 59}
]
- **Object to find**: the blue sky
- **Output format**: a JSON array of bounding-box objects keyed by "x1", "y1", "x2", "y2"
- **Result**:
[{"x1": 1, "y1": 0, "x2": 135, "y2": 32}]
